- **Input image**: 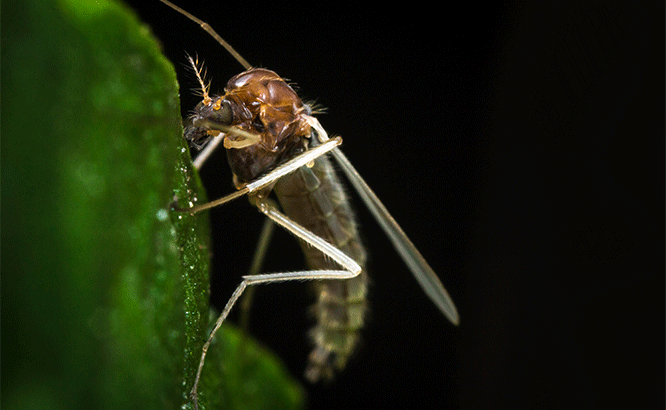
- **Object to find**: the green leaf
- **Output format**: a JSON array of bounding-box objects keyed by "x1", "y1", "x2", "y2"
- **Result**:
[{"x1": 2, "y1": 0, "x2": 304, "y2": 409}]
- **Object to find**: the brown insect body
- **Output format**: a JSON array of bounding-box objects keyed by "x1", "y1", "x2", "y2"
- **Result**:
[
  {"x1": 188, "y1": 68, "x2": 312, "y2": 183},
  {"x1": 159, "y1": 1, "x2": 458, "y2": 406},
  {"x1": 274, "y1": 150, "x2": 368, "y2": 382},
  {"x1": 186, "y1": 67, "x2": 369, "y2": 381}
]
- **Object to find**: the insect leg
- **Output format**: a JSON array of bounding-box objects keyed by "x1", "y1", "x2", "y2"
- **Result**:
[
  {"x1": 189, "y1": 198, "x2": 361, "y2": 409},
  {"x1": 192, "y1": 133, "x2": 225, "y2": 170},
  {"x1": 175, "y1": 136, "x2": 342, "y2": 214},
  {"x1": 305, "y1": 115, "x2": 460, "y2": 325},
  {"x1": 191, "y1": 125, "x2": 262, "y2": 170},
  {"x1": 239, "y1": 217, "x2": 276, "y2": 332},
  {"x1": 159, "y1": 0, "x2": 252, "y2": 70}
]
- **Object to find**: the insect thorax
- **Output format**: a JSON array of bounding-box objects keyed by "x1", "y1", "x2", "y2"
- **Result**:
[{"x1": 186, "y1": 68, "x2": 312, "y2": 183}]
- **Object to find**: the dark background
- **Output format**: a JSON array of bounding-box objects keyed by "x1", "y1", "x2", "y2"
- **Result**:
[{"x1": 128, "y1": 2, "x2": 663, "y2": 408}]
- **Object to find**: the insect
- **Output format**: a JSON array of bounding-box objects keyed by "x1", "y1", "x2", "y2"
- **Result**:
[{"x1": 159, "y1": 0, "x2": 460, "y2": 407}]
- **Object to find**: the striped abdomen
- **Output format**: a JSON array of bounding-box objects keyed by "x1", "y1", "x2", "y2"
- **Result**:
[{"x1": 273, "y1": 151, "x2": 368, "y2": 382}]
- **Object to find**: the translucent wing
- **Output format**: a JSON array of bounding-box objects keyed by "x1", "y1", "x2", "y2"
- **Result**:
[{"x1": 330, "y1": 147, "x2": 460, "y2": 325}]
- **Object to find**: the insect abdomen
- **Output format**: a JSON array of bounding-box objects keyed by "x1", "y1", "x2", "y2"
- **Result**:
[{"x1": 274, "y1": 153, "x2": 368, "y2": 382}]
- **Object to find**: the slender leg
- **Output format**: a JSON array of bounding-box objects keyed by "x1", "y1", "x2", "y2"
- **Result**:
[
  {"x1": 237, "y1": 218, "x2": 275, "y2": 365},
  {"x1": 175, "y1": 136, "x2": 342, "y2": 214},
  {"x1": 305, "y1": 115, "x2": 460, "y2": 325},
  {"x1": 159, "y1": 0, "x2": 252, "y2": 70},
  {"x1": 192, "y1": 114, "x2": 330, "y2": 171},
  {"x1": 240, "y1": 217, "x2": 276, "y2": 332},
  {"x1": 192, "y1": 134, "x2": 225, "y2": 170},
  {"x1": 189, "y1": 198, "x2": 361, "y2": 409}
]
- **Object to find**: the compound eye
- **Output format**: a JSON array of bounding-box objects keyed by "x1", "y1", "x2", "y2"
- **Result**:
[
  {"x1": 210, "y1": 99, "x2": 232, "y2": 126},
  {"x1": 191, "y1": 99, "x2": 233, "y2": 131}
]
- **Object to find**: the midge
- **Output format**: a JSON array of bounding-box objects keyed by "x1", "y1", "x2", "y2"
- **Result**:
[{"x1": 160, "y1": 0, "x2": 459, "y2": 407}]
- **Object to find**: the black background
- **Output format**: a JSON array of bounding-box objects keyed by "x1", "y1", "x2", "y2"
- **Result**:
[{"x1": 128, "y1": 2, "x2": 663, "y2": 408}]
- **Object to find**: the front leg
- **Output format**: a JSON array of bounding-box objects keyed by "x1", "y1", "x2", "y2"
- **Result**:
[
  {"x1": 174, "y1": 136, "x2": 342, "y2": 214},
  {"x1": 189, "y1": 197, "x2": 361, "y2": 410}
]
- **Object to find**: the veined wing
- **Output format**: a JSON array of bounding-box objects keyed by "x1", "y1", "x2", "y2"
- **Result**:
[{"x1": 330, "y1": 146, "x2": 460, "y2": 326}]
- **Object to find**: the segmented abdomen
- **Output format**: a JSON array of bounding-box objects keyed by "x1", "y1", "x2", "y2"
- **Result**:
[{"x1": 273, "y1": 151, "x2": 368, "y2": 382}]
